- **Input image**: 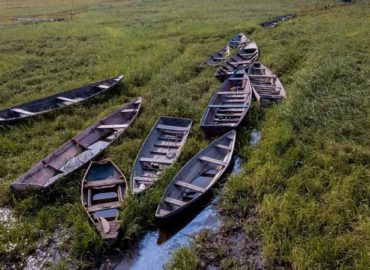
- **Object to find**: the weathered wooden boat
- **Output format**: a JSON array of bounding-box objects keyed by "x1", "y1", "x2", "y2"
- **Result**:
[
  {"x1": 248, "y1": 62, "x2": 286, "y2": 106},
  {"x1": 81, "y1": 159, "x2": 126, "y2": 244},
  {"x1": 0, "y1": 75, "x2": 123, "y2": 124},
  {"x1": 11, "y1": 97, "x2": 142, "y2": 192},
  {"x1": 215, "y1": 41, "x2": 259, "y2": 82},
  {"x1": 156, "y1": 130, "x2": 236, "y2": 219},
  {"x1": 131, "y1": 117, "x2": 192, "y2": 194},
  {"x1": 201, "y1": 45, "x2": 230, "y2": 67},
  {"x1": 228, "y1": 33, "x2": 249, "y2": 49},
  {"x1": 201, "y1": 68, "x2": 252, "y2": 134}
]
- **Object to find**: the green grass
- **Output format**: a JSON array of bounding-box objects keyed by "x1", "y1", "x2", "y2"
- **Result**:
[{"x1": 0, "y1": 0, "x2": 368, "y2": 268}]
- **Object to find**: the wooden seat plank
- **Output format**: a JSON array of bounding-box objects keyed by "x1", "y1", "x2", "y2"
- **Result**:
[
  {"x1": 11, "y1": 108, "x2": 35, "y2": 115},
  {"x1": 97, "y1": 124, "x2": 128, "y2": 129},
  {"x1": 88, "y1": 201, "x2": 121, "y2": 213},
  {"x1": 215, "y1": 144, "x2": 232, "y2": 151},
  {"x1": 157, "y1": 124, "x2": 188, "y2": 132},
  {"x1": 56, "y1": 96, "x2": 79, "y2": 103},
  {"x1": 140, "y1": 157, "x2": 173, "y2": 165},
  {"x1": 175, "y1": 181, "x2": 206, "y2": 193},
  {"x1": 84, "y1": 178, "x2": 124, "y2": 188},
  {"x1": 164, "y1": 197, "x2": 186, "y2": 206},
  {"x1": 198, "y1": 156, "x2": 227, "y2": 166},
  {"x1": 97, "y1": 84, "x2": 110, "y2": 89}
]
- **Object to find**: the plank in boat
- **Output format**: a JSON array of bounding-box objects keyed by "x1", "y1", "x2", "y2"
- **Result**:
[
  {"x1": 228, "y1": 33, "x2": 249, "y2": 49},
  {"x1": 81, "y1": 159, "x2": 126, "y2": 244},
  {"x1": 201, "y1": 68, "x2": 252, "y2": 134},
  {"x1": 200, "y1": 45, "x2": 230, "y2": 67},
  {"x1": 248, "y1": 62, "x2": 286, "y2": 107},
  {"x1": 11, "y1": 97, "x2": 142, "y2": 192},
  {"x1": 156, "y1": 130, "x2": 236, "y2": 219},
  {"x1": 0, "y1": 75, "x2": 123, "y2": 124},
  {"x1": 131, "y1": 116, "x2": 192, "y2": 194},
  {"x1": 215, "y1": 41, "x2": 259, "y2": 82}
]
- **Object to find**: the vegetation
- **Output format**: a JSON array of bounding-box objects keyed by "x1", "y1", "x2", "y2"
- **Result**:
[{"x1": 0, "y1": 0, "x2": 368, "y2": 269}]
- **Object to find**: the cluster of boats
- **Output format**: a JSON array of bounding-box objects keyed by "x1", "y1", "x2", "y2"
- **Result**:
[{"x1": 4, "y1": 33, "x2": 285, "y2": 244}]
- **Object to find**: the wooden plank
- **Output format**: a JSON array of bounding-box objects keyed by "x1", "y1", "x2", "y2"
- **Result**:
[
  {"x1": 140, "y1": 157, "x2": 173, "y2": 165},
  {"x1": 216, "y1": 113, "x2": 242, "y2": 117},
  {"x1": 97, "y1": 124, "x2": 128, "y2": 129},
  {"x1": 223, "y1": 99, "x2": 246, "y2": 103},
  {"x1": 157, "y1": 124, "x2": 188, "y2": 132},
  {"x1": 84, "y1": 178, "x2": 124, "y2": 188},
  {"x1": 249, "y1": 75, "x2": 276, "y2": 79},
  {"x1": 164, "y1": 197, "x2": 186, "y2": 206},
  {"x1": 121, "y1": 109, "x2": 137, "y2": 113},
  {"x1": 155, "y1": 141, "x2": 180, "y2": 148},
  {"x1": 159, "y1": 135, "x2": 179, "y2": 141},
  {"x1": 56, "y1": 96, "x2": 79, "y2": 103},
  {"x1": 175, "y1": 181, "x2": 206, "y2": 193},
  {"x1": 214, "y1": 118, "x2": 239, "y2": 123},
  {"x1": 97, "y1": 84, "x2": 110, "y2": 89},
  {"x1": 209, "y1": 104, "x2": 248, "y2": 108},
  {"x1": 217, "y1": 91, "x2": 245, "y2": 95},
  {"x1": 10, "y1": 108, "x2": 35, "y2": 115},
  {"x1": 215, "y1": 144, "x2": 232, "y2": 151},
  {"x1": 134, "y1": 176, "x2": 157, "y2": 182},
  {"x1": 198, "y1": 156, "x2": 227, "y2": 166},
  {"x1": 88, "y1": 201, "x2": 121, "y2": 213}
]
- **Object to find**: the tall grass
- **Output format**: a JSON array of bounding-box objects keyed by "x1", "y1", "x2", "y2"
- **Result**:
[{"x1": 0, "y1": 0, "x2": 367, "y2": 268}]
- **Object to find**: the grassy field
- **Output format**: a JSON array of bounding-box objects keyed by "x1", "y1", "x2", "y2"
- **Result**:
[{"x1": 0, "y1": 0, "x2": 369, "y2": 269}]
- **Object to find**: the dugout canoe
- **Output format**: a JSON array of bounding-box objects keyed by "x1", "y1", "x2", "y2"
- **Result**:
[
  {"x1": 156, "y1": 130, "x2": 236, "y2": 219},
  {"x1": 228, "y1": 33, "x2": 249, "y2": 49},
  {"x1": 201, "y1": 45, "x2": 230, "y2": 67},
  {"x1": 131, "y1": 117, "x2": 192, "y2": 195},
  {"x1": 0, "y1": 75, "x2": 123, "y2": 124},
  {"x1": 215, "y1": 41, "x2": 259, "y2": 82},
  {"x1": 248, "y1": 62, "x2": 286, "y2": 106},
  {"x1": 81, "y1": 159, "x2": 127, "y2": 244},
  {"x1": 201, "y1": 68, "x2": 252, "y2": 134},
  {"x1": 11, "y1": 97, "x2": 142, "y2": 192}
]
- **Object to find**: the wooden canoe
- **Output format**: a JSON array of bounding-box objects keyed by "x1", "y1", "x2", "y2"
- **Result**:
[
  {"x1": 215, "y1": 41, "x2": 259, "y2": 82},
  {"x1": 11, "y1": 97, "x2": 142, "y2": 192},
  {"x1": 248, "y1": 62, "x2": 286, "y2": 106},
  {"x1": 201, "y1": 68, "x2": 252, "y2": 134},
  {"x1": 131, "y1": 117, "x2": 192, "y2": 195},
  {"x1": 156, "y1": 130, "x2": 236, "y2": 219},
  {"x1": 81, "y1": 159, "x2": 126, "y2": 244},
  {"x1": 0, "y1": 75, "x2": 123, "y2": 124},
  {"x1": 228, "y1": 33, "x2": 249, "y2": 49},
  {"x1": 200, "y1": 45, "x2": 230, "y2": 67}
]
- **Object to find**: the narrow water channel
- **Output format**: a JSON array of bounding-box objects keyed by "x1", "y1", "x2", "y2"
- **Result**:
[{"x1": 110, "y1": 129, "x2": 261, "y2": 270}]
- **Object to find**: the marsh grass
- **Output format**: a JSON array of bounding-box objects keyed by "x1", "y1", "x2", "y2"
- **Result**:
[{"x1": 0, "y1": 0, "x2": 368, "y2": 268}]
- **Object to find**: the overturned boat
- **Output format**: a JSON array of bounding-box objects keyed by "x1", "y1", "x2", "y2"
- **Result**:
[
  {"x1": 156, "y1": 130, "x2": 236, "y2": 219},
  {"x1": 0, "y1": 75, "x2": 123, "y2": 124},
  {"x1": 215, "y1": 41, "x2": 259, "y2": 82},
  {"x1": 248, "y1": 62, "x2": 286, "y2": 106},
  {"x1": 228, "y1": 33, "x2": 249, "y2": 49},
  {"x1": 201, "y1": 68, "x2": 252, "y2": 134},
  {"x1": 11, "y1": 97, "x2": 142, "y2": 192},
  {"x1": 81, "y1": 159, "x2": 126, "y2": 244},
  {"x1": 131, "y1": 117, "x2": 192, "y2": 194},
  {"x1": 201, "y1": 45, "x2": 230, "y2": 67}
]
